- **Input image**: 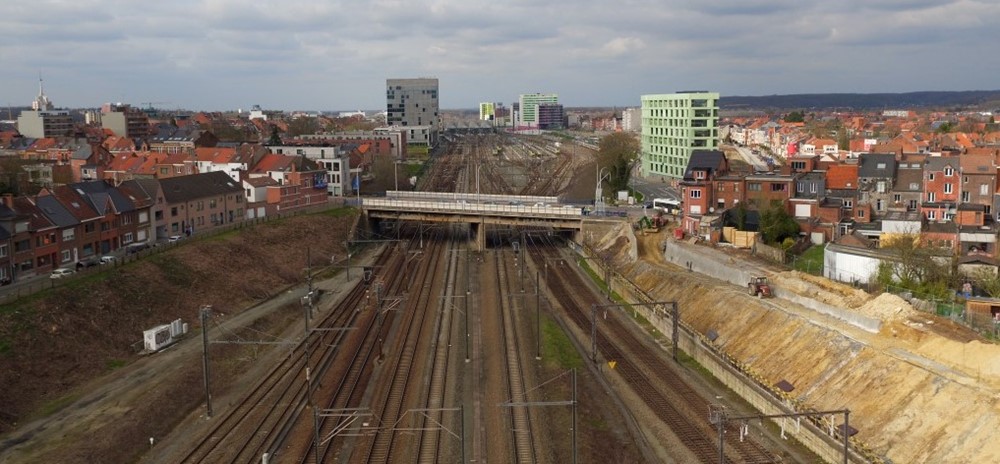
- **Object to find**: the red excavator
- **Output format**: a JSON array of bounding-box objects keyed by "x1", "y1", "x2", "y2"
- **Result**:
[{"x1": 748, "y1": 276, "x2": 772, "y2": 298}]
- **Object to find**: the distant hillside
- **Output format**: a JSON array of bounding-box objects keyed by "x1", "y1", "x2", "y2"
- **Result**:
[{"x1": 720, "y1": 91, "x2": 1000, "y2": 111}]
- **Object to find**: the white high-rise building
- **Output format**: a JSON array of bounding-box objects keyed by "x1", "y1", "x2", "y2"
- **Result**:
[
  {"x1": 640, "y1": 91, "x2": 719, "y2": 179},
  {"x1": 518, "y1": 93, "x2": 558, "y2": 128}
]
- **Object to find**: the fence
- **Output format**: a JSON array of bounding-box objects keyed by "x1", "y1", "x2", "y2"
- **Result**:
[
  {"x1": 0, "y1": 200, "x2": 348, "y2": 305},
  {"x1": 882, "y1": 282, "x2": 1000, "y2": 340}
]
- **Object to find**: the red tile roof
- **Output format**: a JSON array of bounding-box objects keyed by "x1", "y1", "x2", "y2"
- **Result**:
[{"x1": 826, "y1": 163, "x2": 859, "y2": 189}]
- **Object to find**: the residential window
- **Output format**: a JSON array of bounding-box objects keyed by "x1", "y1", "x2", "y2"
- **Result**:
[
  {"x1": 771, "y1": 183, "x2": 786, "y2": 192},
  {"x1": 928, "y1": 192, "x2": 936, "y2": 202},
  {"x1": 962, "y1": 191, "x2": 970, "y2": 202},
  {"x1": 61, "y1": 250, "x2": 71, "y2": 262},
  {"x1": 928, "y1": 211, "x2": 937, "y2": 220},
  {"x1": 690, "y1": 189, "x2": 702, "y2": 199},
  {"x1": 747, "y1": 182, "x2": 762, "y2": 192},
  {"x1": 893, "y1": 194, "x2": 901, "y2": 203},
  {"x1": 876, "y1": 199, "x2": 883, "y2": 211},
  {"x1": 843, "y1": 199, "x2": 853, "y2": 208},
  {"x1": 14, "y1": 239, "x2": 30, "y2": 252},
  {"x1": 210, "y1": 199, "x2": 218, "y2": 208},
  {"x1": 171, "y1": 207, "x2": 178, "y2": 217},
  {"x1": 122, "y1": 232, "x2": 134, "y2": 244},
  {"x1": 694, "y1": 170, "x2": 705, "y2": 179},
  {"x1": 810, "y1": 183, "x2": 817, "y2": 194},
  {"x1": 197, "y1": 201, "x2": 204, "y2": 211},
  {"x1": 876, "y1": 181, "x2": 886, "y2": 193},
  {"x1": 964, "y1": 176, "x2": 969, "y2": 183},
  {"x1": 929, "y1": 173, "x2": 935, "y2": 181},
  {"x1": 944, "y1": 184, "x2": 953, "y2": 194},
  {"x1": 908, "y1": 200, "x2": 918, "y2": 210},
  {"x1": 0, "y1": 244, "x2": 7, "y2": 258},
  {"x1": 62, "y1": 229, "x2": 75, "y2": 241},
  {"x1": 981, "y1": 184, "x2": 989, "y2": 196},
  {"x1": 944, "y1": 167, "x2": 954, "y2": 176},
  {"x1": 858, "y1": 210, "x2": 865, "y2": 218}
]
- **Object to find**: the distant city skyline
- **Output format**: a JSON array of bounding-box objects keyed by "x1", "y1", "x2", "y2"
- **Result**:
[{"x1": 2, "y1": 1, "x2": 998, "y2": 112}]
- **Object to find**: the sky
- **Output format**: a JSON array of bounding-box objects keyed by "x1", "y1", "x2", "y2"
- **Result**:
[{"x1": 1, "y1": 0, "x2": 998, "y2": 112}]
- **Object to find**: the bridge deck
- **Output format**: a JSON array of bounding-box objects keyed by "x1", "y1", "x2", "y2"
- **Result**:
[
  {"x1": 386, "y1": 190, "x2": 559, "y2": 205},
  {"x1": 364, "y1": 198, "x2": 584, "y2": 218}
]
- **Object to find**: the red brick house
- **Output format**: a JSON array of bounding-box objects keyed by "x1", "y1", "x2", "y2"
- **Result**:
[{"x1": 679, "y1": 150, "x2": 728, "y2": 236}]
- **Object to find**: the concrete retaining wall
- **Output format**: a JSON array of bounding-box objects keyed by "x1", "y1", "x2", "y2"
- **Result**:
[
  {"x1": 604, "y1": 277, "x2": 866, "y2": 463},
  {"x1": 662, "y1": 238, "x2": 882, "y2": 333}
]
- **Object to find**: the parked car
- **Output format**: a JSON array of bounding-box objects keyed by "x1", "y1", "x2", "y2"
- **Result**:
[
  {"x1": 168, "y1": 235, "x2": 183, "y2": 243},
  {"x1": 99, "y1": 256, "x2": 117, "y2": 265},
  {"x1": 126, "y1": 243, "x2": 150, "y2": 254},
  {"x1": 76, "y1": 257, "x2": 99, "y2": 268},
  {"x1": 50, "y1": 268, "x2": 75, "y2": 279}
]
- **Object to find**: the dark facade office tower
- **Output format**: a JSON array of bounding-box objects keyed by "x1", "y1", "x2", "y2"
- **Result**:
[
  {"x1": 537, "y1": 103, "x2": 566, "y2": 130},
  {"x1": 386, "y1": 78, "x2": 439, "y2": 132}
]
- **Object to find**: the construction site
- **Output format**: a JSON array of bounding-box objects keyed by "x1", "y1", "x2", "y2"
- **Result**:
[{"x1": 612, "y1": 213, "x2": 1000, "y2": 463}]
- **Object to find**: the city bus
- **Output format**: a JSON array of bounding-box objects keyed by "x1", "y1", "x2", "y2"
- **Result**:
[{"x1": 652, "y1": 198, "x2": 681, "y2": 214}]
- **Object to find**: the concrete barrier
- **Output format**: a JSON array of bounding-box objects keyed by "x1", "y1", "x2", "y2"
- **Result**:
[{"x1": 663, "y1": 238, "x2": 881, "y2": 333}]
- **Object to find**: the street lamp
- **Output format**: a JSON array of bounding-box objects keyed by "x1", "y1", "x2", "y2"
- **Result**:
[
  {"x1": 476, "y1": 164, "x2": 484, "y2": 203},
  {"x1": 394, "y1": 159, "x2": 400, "y2": 192},
  {"x1": 595, "y1": 166, "x2": 610, "y2": 214}
]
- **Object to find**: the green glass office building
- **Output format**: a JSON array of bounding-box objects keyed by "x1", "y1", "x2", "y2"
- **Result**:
[{"x1": 640, "y1": 91, "x2": 719, "y2": 179}]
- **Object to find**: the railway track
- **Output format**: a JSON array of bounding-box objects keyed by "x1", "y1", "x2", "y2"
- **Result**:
[
  {"x1": 359, "y1": 230, "x2": 450, "y2": 463},
  {"x1": 178, "y1": 247, "x2": 393, "y2": 464},
  {"x1": 494, "y1": 249, "x2": 537, "y2": 463},
  {"x1": 296, "y1": 242, "x2": 412, "y2": 463},
  {"x1": 528, "y1": 240, "x2": 780, "y2": 464}
]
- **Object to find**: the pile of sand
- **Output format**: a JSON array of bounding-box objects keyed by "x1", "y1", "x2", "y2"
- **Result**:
[{"x1": 856, "y1": 292, "x2": 916, "y2": 322}]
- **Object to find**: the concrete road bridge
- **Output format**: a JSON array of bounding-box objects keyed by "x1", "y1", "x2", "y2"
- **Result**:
[{"x1": 362, "y1": 191, "x2": 615, "y2": 250}]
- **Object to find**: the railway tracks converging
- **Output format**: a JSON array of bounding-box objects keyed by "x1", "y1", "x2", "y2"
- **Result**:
[{"x1": 178, "y1": 133, "x2": 795, "y2": 464}]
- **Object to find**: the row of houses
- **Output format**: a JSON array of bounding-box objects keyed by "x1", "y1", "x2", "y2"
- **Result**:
[
  {"x1": 0, "y1": 167, "x2": 335, "y2": 283},
  {"x1": 679, "y1": 149, "x2": 1000, "y2": 260}
]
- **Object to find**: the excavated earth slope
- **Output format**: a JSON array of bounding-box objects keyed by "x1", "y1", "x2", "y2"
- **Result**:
[{"x1": 593, "y1": 224, "x2": 1000, "y2": 463}]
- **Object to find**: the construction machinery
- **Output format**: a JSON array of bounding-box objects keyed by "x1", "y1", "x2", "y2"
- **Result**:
[{"x1": 748, "y1": 276, "x2": 772, "y2": 298}]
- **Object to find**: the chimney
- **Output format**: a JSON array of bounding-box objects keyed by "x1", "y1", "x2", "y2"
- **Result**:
[{"x1": 1, "y1": 193, "x2": 13, "y2": 208}]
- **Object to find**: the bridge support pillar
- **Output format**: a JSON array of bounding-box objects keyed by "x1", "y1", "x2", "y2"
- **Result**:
[{"x1": 470, "y1": 221, "x2": 486, "y2": 252}]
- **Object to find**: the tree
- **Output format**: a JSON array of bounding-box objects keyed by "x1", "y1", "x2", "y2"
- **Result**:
[
  {"x1": 596, "y1": 132, "x2": 640, "y2": 194},
  {"x1": 971, "y1": 268, "x2": 1000, "y2": 298},
  {"x1": 784, "y1": 111, "x2": 804, "y2": 123},
  {"x1": 837, "y1": 130, "x2": 850, "y2": 150},
  {"x1": 875, "y1": 233, "x2": 954, "y2": 293},
  {"x1": 758, "y1": 203, "x2": 799, "y2": 245},
  {"x1": 267, "y1": 126, "x2": 282, "y2": 146},
  {"x1": 936, "y1": 122, "x2": 954, "y2": 133},
  {"x1": 286, "y1": 116, "x2": 320, "y2": 137}
]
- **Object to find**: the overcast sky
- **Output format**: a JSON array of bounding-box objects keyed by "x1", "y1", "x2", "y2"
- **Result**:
[{"x1": 2, "y1": 0, "x2": 997, "y2": 112}]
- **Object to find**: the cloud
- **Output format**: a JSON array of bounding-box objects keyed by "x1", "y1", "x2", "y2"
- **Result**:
[
  {"x1": 0, "y1": 0, "x2": 997, "y2": 110},
  {"x1": 597, "y1": 37, "x2": 646, "y2": 57}
]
